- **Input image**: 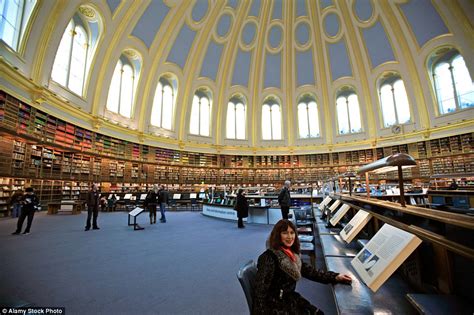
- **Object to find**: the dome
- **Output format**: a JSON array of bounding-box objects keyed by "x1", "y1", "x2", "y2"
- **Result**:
[{"x1": 1, "y1": 0, "x2": 473, "y2": 155}]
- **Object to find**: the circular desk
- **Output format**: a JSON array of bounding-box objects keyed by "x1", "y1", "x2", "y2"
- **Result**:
[{"x1": 202, "y1": 202, "x2": 284, "y2": 224}]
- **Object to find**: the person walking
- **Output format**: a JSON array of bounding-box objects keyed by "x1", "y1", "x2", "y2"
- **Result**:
[
  {"x1": 12, "y1": 187, "x2": 39, "y2": 235},
  {"x1": 235, "y1": 188, "x2": 249, "y2": 228},
  {"x1": 278, "y1": 180, "x2": 291, "y2": 220},
  {"x1": 158, "y1": 185, "x2": 169, "y2": 223},
  {"x1": 144, "y1": 184, "x2": 159, "y2": 224},
  {"x1": 85, "y1": 184, "x2": 100, "y2": 231}
]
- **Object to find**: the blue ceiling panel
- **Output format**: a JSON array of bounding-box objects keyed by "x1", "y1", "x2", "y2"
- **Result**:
[
  {"x1": 242, "y1": 22, "x2": 256, "y2": 45},
  {"x1": 328, "y1": 40, "x2": 352, "y2": 80},
  {"x1": 264, "y1": 52, "x2": 281, "y2": 88},
  {"x1": 192, "y1": 0, "x2": 208, "y2": 22},
  {"x1": 249, "y1": 0, "x2": 261, "y2": 17},
  {"x1": 400, "y1": 0, "x2": 448, "y2": 47},
  {"x1": 272, "y1": 0, "x2": 283, "y2": 20},
  {"x1": 232, "y1": 48, "x2": 251, "y2": 86},
  {"x1": 354, "y1": 0, "x2": 373, "y2": 21},
  {"x1": 320, "y1": 0, "x2": 334, "y2": 10},
  {"x1": 295, "y1": 22, "x2": 310, "y2": 46},
  {"x1": 324, "y1": 13, "x2": 339, "y2": 37},
  {"x1": 131, "y1": 1, "x2": 169, "y2": 48},
  {"x1": 296, "y1": 50, "x2": 315, "y2": 86},
  {"x1": 200, "y1": 41, "x2": 224, "y2": 81},
  {"x1": 268, "y1": 25, "x2": 282, "y2": 49},
  {"x1": 217, "y1": 14, "x2": 232, "y2": 37},
  {"x1": 167, "y1": 24, "x2": 196, "y2": 69},
  {"x1": 362, "y1": 21, "x2": 394, "y2": 68},
  {"x1": 296, "y1": 0, "x2": 307, "y2": 17},
  {"x1": 106, "y1": 0, "x2": 121, "y2": 15},
  {"x1": 227, "y1": 0, "x2": 239, "y2": 9}
]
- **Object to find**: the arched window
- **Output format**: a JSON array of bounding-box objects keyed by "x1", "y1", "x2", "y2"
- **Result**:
[
  {"x1": 190, "y1": 91, "x2": 211, "y2": 136},
  {"x1": 379, "y1": 77, "x2": 411, "y2": 127},
  {"x1": 226, "y1": 97, "x2": 246, "y2": 140},
  {"x1": 106, "y1": 54, "x2": 139, "y2": 118},
  {"x1": 336, "y1": 92, "x2": 362, "y2": 134},
  {"x1": 51, "y1": 20, "x2": 88, "y2": 96},
  {"x1": 433, "y1": 52, "x2": 473, "y2": 114},
  {"x1": 51, "y1": 8, "x2": 101, "y2": 97},
  {"x1": 297, "y1": 97, "x2": 320, "y2": 138},
  {"x1": 262, "y1": 100, "x2": 282, "y2": 140},
  {"x1": 151, "y1": 78, "x2": 175, "y2": 130},
  {"x1": 0, "y1": 0, "x2": 37, "y2": 51}
]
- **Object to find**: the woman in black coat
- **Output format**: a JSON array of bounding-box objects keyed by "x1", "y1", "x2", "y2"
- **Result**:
[
  {"x1": 235, "y1": 188, "x2": 249, "y2": 228},
  {"x1": 252, "y1": 219, "x2": 352, "y2": 314},
  {"x1": 144, "y1": 184, "x2": 159, "y2": 224}
]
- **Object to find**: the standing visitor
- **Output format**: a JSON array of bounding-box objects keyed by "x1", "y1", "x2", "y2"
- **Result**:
[
  {"x1": 85, "y1": 184, "x2": 100, "y2": 231},
  {"x1": 9, "y1": 189, "x2": 24, "y2": 218},
  {"x1": 144, "y1": 184, "x2": 159, "y2": 224},
  {"x1": 235, "y1": 188, "x2": 249, "y2": 228},
  {"x1": 278, "y1": 180, "x2": 291, "y2": 219},
  {"x1": 159, "y1": 185, "x2": 169, "y2": 223},
  {"x1": 12, "y1": 187, "x2": 39, "y2": 235}
]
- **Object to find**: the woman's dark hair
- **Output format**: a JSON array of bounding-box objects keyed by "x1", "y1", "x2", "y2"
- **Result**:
[
  {"x1": 268, "y1": 219, "x2": 300, "y2": 254},
  {"x1": 25, "y1": 187, "x2": 34, "y2": 193},
  {"x1": 237, "y1": 188, "x2": 244, "y2": 195}
]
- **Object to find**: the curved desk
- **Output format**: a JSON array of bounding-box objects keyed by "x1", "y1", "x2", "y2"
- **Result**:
[{"x1": 202, "y1": 203, "x2": 284, "y2": 224}]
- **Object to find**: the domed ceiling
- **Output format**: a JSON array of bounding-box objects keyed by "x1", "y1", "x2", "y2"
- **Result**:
[{"x1": 1, "y1": 0, "x2": 473, "y2": 155}]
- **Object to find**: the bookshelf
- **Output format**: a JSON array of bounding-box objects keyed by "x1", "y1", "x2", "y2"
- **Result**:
[
  {"x1": 0, "y1": 90, "x2": 473, "y2": 206},
  {"x1": 0, "y1": 177, "x2": 11, "y2": 216}
]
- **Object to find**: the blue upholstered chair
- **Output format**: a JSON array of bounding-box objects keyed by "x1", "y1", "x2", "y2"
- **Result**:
[{"x1": 236, "y1": 260, "x2": 257, "y2": 313}]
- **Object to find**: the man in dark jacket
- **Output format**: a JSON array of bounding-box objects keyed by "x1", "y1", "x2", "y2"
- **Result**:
[
  {"x1": 12, "y1": 187, "x2": 39, "y2": 235},
  {"x1": 145, "y1": 185, "x2": 159, "y2": 224},
  {"x1": 85, "y1": 184, "x2": 100, "y2": 231},
  {"x1": 278, "y1": 180, "x2": 291, "y2": 219},
  {"x1": 235, "y1": 188, "x2": 249, "y2": 228},
  {"x1": 158, "y1": 185, "x2": 169, "y2": 223}
]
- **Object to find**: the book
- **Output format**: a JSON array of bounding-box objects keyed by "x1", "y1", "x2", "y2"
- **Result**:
[
  {"x1": 328, "y1": 199, "x2": 342, "y2": 213},
  {"x1": 351, "y1": 224, "x2": 422, "y2": 292},
  {"x1": 340, "y1": 210, "x2": 372, "y2": 243},
  {"x1": 318, "y1": 196, "x2": 332, "y2": 209},
  {"x1": 329, "y1": 204, "x2": 351, "y2": 226}
]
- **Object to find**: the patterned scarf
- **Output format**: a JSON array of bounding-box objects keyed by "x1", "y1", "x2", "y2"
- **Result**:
[
  {"x1": 280, "y1": 246, "x2": 296, "y2": 262},
  {"x1": 270, "y1": 249, "x2": 302, "y2": 281}
]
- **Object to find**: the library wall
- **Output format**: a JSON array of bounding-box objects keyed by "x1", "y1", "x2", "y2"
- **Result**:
[{"x1": 0, "y1": 90, "x2": 473, "y2": 209}]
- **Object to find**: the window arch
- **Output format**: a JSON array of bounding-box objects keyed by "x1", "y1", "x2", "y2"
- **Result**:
[
  {"x1": 190, "y1": 90, "x2": 211, "y2": 136},
  {"x1": 432, "y1": 50, "x2": 473, "y2": 114},
  {"x1": 226, "y1": 96, "x2": 246, "y2": 140},
  {"x1": 336, "y1": 91, "x2": 362, "y2": 134},
  {"x1": 0, "y1": 0, "x2": 37, "y2": 51},
  {"x1": 106, "y1": 53, "x2": 140, "y2": 118},
  {"x1": 297, "y1": 96, "x2": 320, "y2": 138},
  {"x1": 262, "y1": 99, "x2": 282, "y2": 140},
  {"x1": 151, "y1": 77, "x2": 175, "y2": 130},
  {"x1": 379, "y1": 76, "x2": 411, "y2": 127},
  {"x1": 51, "y1": 8, "x2": 101, "y2": 97}
]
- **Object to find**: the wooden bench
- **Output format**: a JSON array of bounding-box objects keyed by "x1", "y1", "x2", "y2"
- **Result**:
[{"x1": 48, "y1": 201, "x2": 82, "y2": 214}]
